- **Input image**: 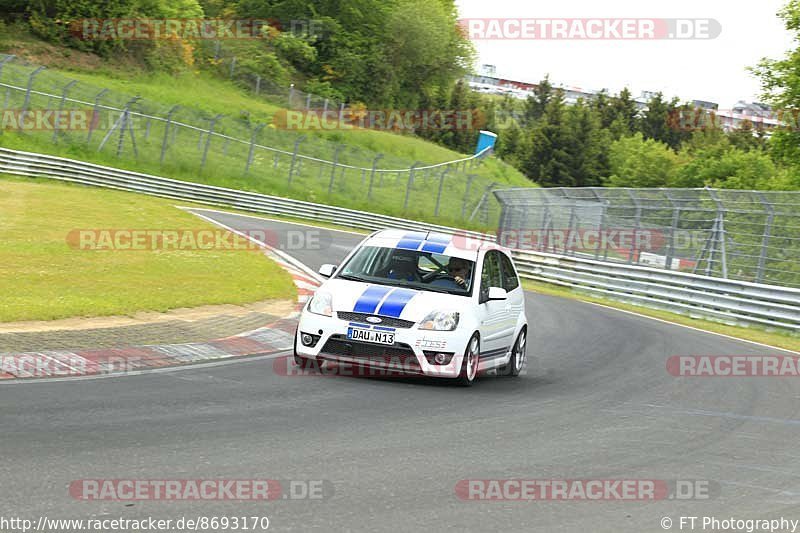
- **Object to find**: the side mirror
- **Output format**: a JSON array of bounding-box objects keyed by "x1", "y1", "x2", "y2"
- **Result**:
[
  {"x1": 487, "y1": 287, "x2": 508, "y2": 301},
  {"x1": 318, "y1": 264, "x2": 337, "y2": 278}
]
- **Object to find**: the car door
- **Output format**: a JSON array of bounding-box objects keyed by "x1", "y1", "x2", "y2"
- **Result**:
[
  {"x1": 498, "y1": 251, "x2": 524, "y2": 340},
  {"x1": 476, "y1": 250, "x2": 511, "y2": 361}
]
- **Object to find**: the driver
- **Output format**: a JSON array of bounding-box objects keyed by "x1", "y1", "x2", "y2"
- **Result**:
[{"x1": 447, "y1": 257, "x2": 470, "y2": 288}]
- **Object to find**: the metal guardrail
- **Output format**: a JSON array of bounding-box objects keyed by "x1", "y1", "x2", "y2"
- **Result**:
[
  {"x1": 0, "y1": 147, "x2": 490, "y2": 238},
  {"x1": 1, "y1": 147, "x2": 798, "y2": 333},
  {"x1": 512, "y1": 249, "x2": 800, "y2": 332}
]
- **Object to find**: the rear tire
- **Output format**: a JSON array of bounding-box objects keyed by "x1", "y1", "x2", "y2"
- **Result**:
[
  {"x1": 457, "y1": 334, "x2": 480, "y2": 386},
  {"x1": 499, "y1": 328, "x2": 526, "y2": 377}
]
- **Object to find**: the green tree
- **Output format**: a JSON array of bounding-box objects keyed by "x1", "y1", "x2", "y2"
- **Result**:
[{"x1": 605, "y1": 133, "x2": 682, "y2": 187}]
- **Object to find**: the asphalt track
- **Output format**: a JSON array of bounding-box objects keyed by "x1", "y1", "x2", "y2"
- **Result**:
[{"x1": 2, "y1": 209, "x2": 800, "y2": 532}]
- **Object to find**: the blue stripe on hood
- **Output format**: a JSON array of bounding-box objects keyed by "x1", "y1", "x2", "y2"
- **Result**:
[
  {"x1": 376, "y1": 288, "x2": 418, "y2": 318},
  {"x1": 353, "y1": 285, "x2": 393, "y2": 314}
]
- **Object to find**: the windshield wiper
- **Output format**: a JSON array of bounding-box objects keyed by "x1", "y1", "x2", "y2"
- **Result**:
[{"x1": 337, "y1": 274, "x2": 370, "y2": 283}]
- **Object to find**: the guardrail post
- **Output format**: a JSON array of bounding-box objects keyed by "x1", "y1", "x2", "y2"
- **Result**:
[
  {"x1": 434, "y1": 167, "x2": 451, "y2": 217},
  {"x1": 255, "y1": 75, "x2": 261, "y2": 95},
  {"x1": 245, "y1": 123, "x2": 265, "y2": 175},
  {"x1": 287, "y1": 135, "x2": 306, "y2": 188},
  {"x1": 323, "y1": 98, "x2": 328, "y2": 114},
  {"x1": 305, "y1": 93, "x2": 311, "y2": 110},
  {"x1": 52, "y1": 79, "x2": 76, "y2": 143},
  {"x1": 367, "y1": 153, "x2": 384, "y2": 200},
  {"x1": 328, "y1": 144, "x2": 345, "y2": 196},
  {"x1": 403, "y1": 162, "x2": 422, "y2": 212},
  {"x1": 200, "y1": 114, "x2": 223, "y2": 171},
  {"x1": 229, "y1": 57, "x2": 236, "y2": 78},
  {"x1": 159, "y1": 105, "x2": 179, "y2": 164},
  {"x1": 87, "y1": 89, "x2": 108, "y2": 144},
  {"x1": 19, "y1": 66, "x2": 46, "y2": 132}
]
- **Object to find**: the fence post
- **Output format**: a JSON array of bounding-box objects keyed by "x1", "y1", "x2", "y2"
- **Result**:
[
  {"x1": 706, "y1": 188, "x2": 728, "y2": 279},
  {"x1": 755, "y1": 191, "x2": 774, "y2": 283},
  {"x1": 0, "y1": 55, "x2": 15, "y2": 81},
  {"x1": 403, "y1": 162, "x2": 423, "y2": 212},
  {"x1": 229, "y1": 57, "x2": 236, "y2": 78},
  {"x1": 461, "y1": 174, "x2": 477, "y2": 219},
  {"x1": 200, "y1": 114, "x2": 223, "y2": 171},
  {"x1": 116, "y1": 97, "x2": 138, "y2": 157},
  {"x1": 52, "y1": 79, "x2": 77, "y2": 143},
  {"x1": 255, "y1": 75, "x2": 261, "y2": 95},
  {"x1": 289, "y1": 84, "x2": 294, "y2": 108},
  {"x1": 434, "y1": 167, "x2": 451, "y2": 217},
  {"x1": 245, "y1": 123, "x2": 265, "y2": 175},
  {"x1": 367, "y1": 153, "x2": 384, "y2": 200},
  {"x1": 305, "y1": 92, "x2": 311, "y2": 110},
  {"x1": 19, "y1": 66, "x2": 46, "y2": 132},
  {"x1": 287, "y1": 135, "x2": 306, "y2": 188},
  {"x1": 160, "y1": 105, "x2": 180, "y2": 164},
  {"x1": 87, "y1": 88, "x2": 108, "y2": 144},
  {"x1": 469, "y1": 183, "x2": 497, "y2": 222},
  {"x1": 328, "y1": 144, "x2": 345, "y2": 196}
]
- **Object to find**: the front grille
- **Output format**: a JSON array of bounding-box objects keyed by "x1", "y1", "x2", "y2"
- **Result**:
[
  {"x1": 337, "y1": 312, "x2": 415, "y2": 329},
  {"x1": 320, "y1": 335, "x2": 420, "y2": 371}
]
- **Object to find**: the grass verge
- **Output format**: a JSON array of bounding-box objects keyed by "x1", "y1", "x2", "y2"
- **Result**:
[
  {"x1": 0, "y1": 174, "x2": 296, "y2": 322},
  {"x1": 522, "y1": 279, "x2": 800, "y2": 353}
]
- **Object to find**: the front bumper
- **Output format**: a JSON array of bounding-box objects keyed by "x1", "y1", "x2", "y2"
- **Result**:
[{"x1": 295, "y1": 311, "x2": 468, "y2": 378}]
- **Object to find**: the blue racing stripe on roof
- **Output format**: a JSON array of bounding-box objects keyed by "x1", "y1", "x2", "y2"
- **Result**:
[
  {"x1": 396, "y1": 231, "x2": 427, "y2": 251},
  {"x1": 426, "y1": 233, "x2": 451, "y2": 244},
  {"x1": 397, "y1": 238, "x2": 423, "y2": 250},
  {"x1": 376, "y1": 288, "x2": 418, "y2": 318},
  {"x1": 420, "y1": 242, "x2": 447, "y2": 254},
  {"x1": 353, "y1": 286, "x2": 393, "y2": 314}
]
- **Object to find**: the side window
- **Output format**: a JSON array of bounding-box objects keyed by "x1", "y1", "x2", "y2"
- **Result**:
[
  {"x1": 480, "y1": 252, "x2": 503, "y2": 297},
  {"x1": 499, "y1": 252, "x2": 519, "y2": 291}
]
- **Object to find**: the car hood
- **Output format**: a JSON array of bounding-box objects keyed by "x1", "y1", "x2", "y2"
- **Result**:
[{"x1": 321, "y1": 279, "x2": 468, "y2": 322}]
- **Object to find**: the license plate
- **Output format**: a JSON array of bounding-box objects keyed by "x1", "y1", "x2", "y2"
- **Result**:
[{"x1": 347, "y1": 328, "x2": 395, "y2": 345}]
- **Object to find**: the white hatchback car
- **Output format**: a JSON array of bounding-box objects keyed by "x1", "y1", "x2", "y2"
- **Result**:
[{"x1": 294, "y1": 229, "x2": 527, "y2": 385}]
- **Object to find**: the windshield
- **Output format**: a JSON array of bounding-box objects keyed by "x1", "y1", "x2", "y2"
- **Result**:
[{"x1": 337, "y1": 245, "x2": 475, "y2": 296}]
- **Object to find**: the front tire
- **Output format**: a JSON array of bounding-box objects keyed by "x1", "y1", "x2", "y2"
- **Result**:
[{"x1": 457, "y1": 334, "x2": 480, "y2": 386}]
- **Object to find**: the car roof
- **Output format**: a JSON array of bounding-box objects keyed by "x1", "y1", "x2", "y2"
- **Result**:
[{"x1": 362, "y1": 229, "x2": 506, "y2": 261}]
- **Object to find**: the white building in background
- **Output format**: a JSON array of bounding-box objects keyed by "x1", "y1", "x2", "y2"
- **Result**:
[{"x1": 465, "y1": 71, "x2": 782, "y2": 134}]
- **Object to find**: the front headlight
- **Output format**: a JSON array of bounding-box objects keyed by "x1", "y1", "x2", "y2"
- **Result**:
[
  {"x1": 308, "y1": 291, "x2": 333, "y2": 317},
  {"x1": 419, "y1": 311, "x2": 459, "y2": 331}
]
